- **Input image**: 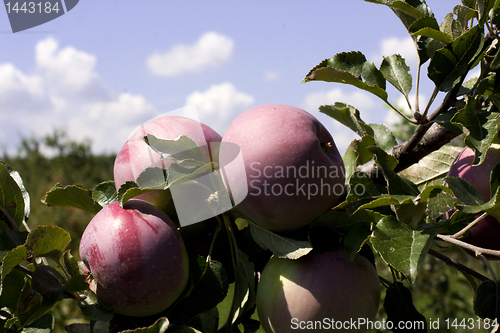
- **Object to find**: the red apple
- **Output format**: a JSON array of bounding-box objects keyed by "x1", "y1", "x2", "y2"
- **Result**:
[
  {"x1": 220, "y1": 104, "x2": 345, "y2": 232},
  {"x1": 79, "y1": 199, "x2": 189, "y2": 316},
  {"x1": 256, "y1": 250, "x2": 380, "y2": 333},
  {"x1": 113, "y1": 115, "x2": 222, "y2": 215},
  {"x1": 448, "y1": 145, "x2": 500, "y2": 254}
]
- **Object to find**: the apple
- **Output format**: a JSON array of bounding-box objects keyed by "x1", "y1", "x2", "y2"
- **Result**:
[
  {"x1": 79, "y1": 199, "x2": 190, "y2": 317},
  {"x1": 448, "y1": 145, "x2": 500, "y2": 253},
  {"x1": 256, "y1": 250, "x2": 381, "y2": 333},
  {"x1": 220, "y1": 104, "x2": 345, "y2": 232},
  {"x1": 113, "y1": 115, "x2": 222, "y2": 216}
]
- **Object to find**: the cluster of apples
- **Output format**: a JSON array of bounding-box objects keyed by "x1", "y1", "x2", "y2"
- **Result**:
[{"x1": 78, "y1": 104, "x2": 381, "y2": 330}]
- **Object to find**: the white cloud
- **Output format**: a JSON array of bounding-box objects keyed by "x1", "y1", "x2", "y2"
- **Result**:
[
  {"x1": 185, "y1": 82, "x2": 254, "y2": 134},
  {"x1": 264, "y1": 70, "x2": 280, "y2": 81},
  {"x1": 371, "y1": 36, "x2": 418, "y2": 71},
  {"x1": 147, "y1": 31, "x2": 234, "y2": 77},
  {"x1": 35, "y1": 37, "x2": 102, "y2": 94},
  {"x1": 384, "y1": 93, "x2": 426, "y2": 130},
  {"x1": 71, "y1": 93, "x2": 157, "y2": 152},
  {"x1": 303, "y1": 87, "x2": 376, "y2": 116},
  {"x1": 0, "y1": 63, "x2": 49, "y2": 112}
]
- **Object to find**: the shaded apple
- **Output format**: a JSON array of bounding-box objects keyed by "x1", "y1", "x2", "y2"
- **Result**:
[
  {"x1": 220, "y1": 104, "x2": 345, "y2": 232},
  {"x1": 256, "y1": 250, "x2": 380, "y2": 333},
  {"x1": 79, "y1": 199, "x2": 190, "y2": 317},
  {"x1": 113, "y1": 115, "x2": 222, "y2": 217},
  {"x1": 448, "y1": 145, "x2": 500, "y2": 254}
]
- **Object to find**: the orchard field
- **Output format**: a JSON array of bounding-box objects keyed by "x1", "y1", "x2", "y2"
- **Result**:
[{"x1": 3, "y1": 0, "x2": 500, "y2": 333}]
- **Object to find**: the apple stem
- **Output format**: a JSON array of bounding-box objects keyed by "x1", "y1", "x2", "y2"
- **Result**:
[{"x1": 451, "y1": 212, "x2": 489, "y2": 239}]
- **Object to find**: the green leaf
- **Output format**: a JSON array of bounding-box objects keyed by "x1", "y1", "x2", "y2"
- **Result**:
[
  {"x1": 368, "y1": 146, "x2": 420, "y2": 196},
  {"x1": 1, "y1": 244, "x2": 29, "y2": 283},
  {"x1": 398, "y1": 145, "x2": 464, "y2": 190},
  {"x1": 32, "y1": 266, "x2": 66, "y2": 307},
  {"x1": 143, "y1": 134, "x2": 206, "y2": 168},
  {"x1": 167, "y1": 257, "x2": 229, "y2": 326},
  {"x1": 474, "y1": 280, "x2": 500, "y2": 321},
  {"x1": 319, "y1": 103, "x2": 374, "y2": 138},
  {"x1": 303, "y1": 52, "x2": 387, "y2": 101},
  {"x1": 248, "y1": 222, "x2": 312, "y2": 259},
  {"x1": 78, "y1": 290, "x2": 114, "y2": 322},
  {"x1": 380, "y1": 54, "x2": 413, "y2": 98},
  {"x1": 23, "y1": 313, "x2": 54, "y2": 333},
  {"x1": 26, "y1": 225, "x2": 71, "y2": 260},
  {"x1": 369, "y1": 123, "x2": 398, "y2": 151},
  {"x1": 445, "y1": 176, "x2": 486, "y2": 206},
  {"x1": 92, "y1": 181, "x2": 117, "y2": 208},
  {"x1": 0, "y1": 162, "x2": 28, "y2": 229},
  {"x1": 41, "y1": 184, "x2": 102, "y2": 214},
  {"x1": 120, "y1": 317, "x2": 169, "y2": 333},
  {"x1": 451, "y1": 99, "x2": 500, "y2": 165},
  {"x1": 0, "y1": 269, "x2": 25, "y2": 310},
  {"x1": 411, "y1": 27, "x2": 454, "y2": 45},
  {"x1": 384, "y1": 282, "x2": 427, "y2": 332},
  {"x1": 343, "y1": 136, "x2": 377, "y2": 181},
  {"x1": 371, "y1": 216, "x2": 440, "y2": 284},
  {"x1": 428, "y1": 25, "x2": 483, "y2": 92}
]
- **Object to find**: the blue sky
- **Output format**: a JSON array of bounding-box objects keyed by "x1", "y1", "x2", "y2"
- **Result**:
[{"x1": 0, "y1": 1, "x2": 461, "y2": 156}]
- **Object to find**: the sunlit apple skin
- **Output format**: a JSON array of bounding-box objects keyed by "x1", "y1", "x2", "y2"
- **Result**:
[
  {"x1": 113, "y1": 115, "x2": 222, "y2": 214},
  {"x1": 256, "y1": 250, "x2": 381, "y2": 333},
  {"x1": 448, "y1": 145, "x2": 500, "y2": 254},
  {"x1": 79, "y1": 199, "x2": 190, "y2": 317},
  {"x1": 220, "y1": 104, "x2": 345, "y2": 232}
]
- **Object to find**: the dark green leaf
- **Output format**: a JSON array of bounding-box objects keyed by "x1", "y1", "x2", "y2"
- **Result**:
[
  {"x1": 384, "y1": 282, "x2": 427, "y2": 332},
  {"x1": 303, "y1": 52, "x2": 387, "y2": 101},
  {"x1": 41, "y1": 184, "x2": 102, "y2": 214},
  {"x1": 78, "y1": 290, "x2": 114, "y2": 322},
  {"x1": 343, "y1": 136, "x2": 377, "y2": 181},
  {"x1": 368, "y1": 146, "x2": 419, "y2": 196},
  {"x1": 398, "y1": 145, "x2": 464, "y2": 190},
  {"x1": 26, "y1": 225, "x2": 71, "y2": 260},
  {"x1": 168, "y1": 257, "x2": 228, "y2": 326},
  {"x1": 445, "y1": 176, "x2": 486, "y2": 206},
  {"x1": 248, "y1": 222, "x2": 312, "y2": 259},
  {"x1": 1, "y1": 244, "x2": 29, "y2": 283},
  {"x1": 411, "y1": 27, "x2": 453, "y2": 44},
  {"x1": 451, "y1": 99, "x2": 500, "y2": 164},
  {"x1": 92, "y1": 181, "x2": 117, "y2": 208},
  {"x1": 0, "y1": 162, "x2": 27, "y2": 229},
  {"x1": 369, "y1": 123, "x2": 398, "y2": 151},
  {"x1": 23, "y1": 313, "x2": 54, "y2": 333},
  {"x1": 428, "y1": 25, "x2": 483, "y2": 92},
  {"x1": 143, "y1": 134, "x2": 206, "y2": 168},
  {"x1": 319, "y1": 104, "x2": 374, "y2": 138},
  {"x1": 380, "y1": 54, "x2": 412, "y2": 98},
  {"x1": 371, "y1": 216, "x2": 440, "y2": 283},
  {"x1": 120, "y1": 317, "x2": 169, "y2": 333},
  {"x1": 474, "y1": 280, "x2": 500, "y2": 321},
  {"x1": 0, "y1": 269, "x2": 25, "y2": 310},
  {"x1": 32, "y1": 266, "x2": 66, "y2": 307}
]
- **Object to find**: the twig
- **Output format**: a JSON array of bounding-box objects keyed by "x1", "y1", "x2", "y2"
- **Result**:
[
  {"x1": 436, "y1": 234, "x2": 500, "y2": 258},
  {"x1": 452, "y1": 212, "x2": 488, "y2": 239},
  {"x1": 428, "y1": 248, "x2": 489, "y2": 282}
]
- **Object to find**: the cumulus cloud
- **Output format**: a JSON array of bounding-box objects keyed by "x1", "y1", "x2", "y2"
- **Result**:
[
  {"x1": 0, "y1": 63, "x2": 51, "y2": 113},
  {"x1": 35, "y1": 37, "x2": 106, "y2": 97},
  {"x1": 370, "y1": 36, "x2": 418, "y2": 71},
  {"x1": 0, "y1": 37, "x2": 158, "y2": 155},
  {"x1": 185, "y1": 82, "x2": 254, "y2": 134},
  {"x1": 147, "y1": 31, "x2": 234, "y2": 77},
  {"x1": 303, "y1": 87, "x2": 376, "y2": 116}
]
